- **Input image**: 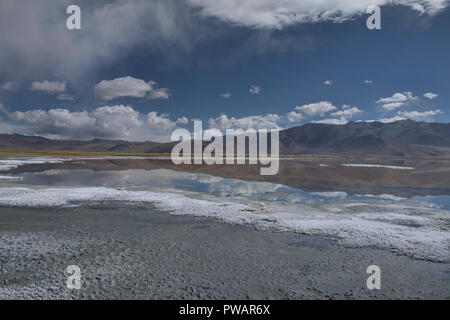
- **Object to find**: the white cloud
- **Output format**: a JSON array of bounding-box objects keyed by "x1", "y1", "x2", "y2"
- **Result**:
[
  {"x1": 0, "y1": 120, "x2": 28, "y2": 135},
  {"x1": 379, "y1": 115, "x2": 407, "y2": 123},
  {"x1": 295, "y1": 101, "x2": 337, "y2": 117},
  {"x1": 1, "y1": 81, "x2": 16, "y2": 90},
  {"x1": 314, "y1": 117, "x2": 348, "y2": 125},
  {"x1": 364, "y1": 80, "x2": 373, "y2": 84},
  {"x1": 376, "y1": 91, "x2": 418, "y2": 110},
  {"x1": 3, "y1": 95, "x2": 442, "y2": 142},
  {"x1": 10, "y1": 108, "x2": 95, "y2": 135},
  {"x1": 311, "y1": 105, "x2": 363, "y2": 125},
  {"x1": 323, "y1": 80, "x2": 333, "y2": 85},
  {"x1": 363, "y1": 109, "x2": 443, "y2": 123},
  {"x1": 398, "y1": 109, "x2": 443, "y2": 121},
  {"x1": 1, "y1": 0, "x2": 448, "y2": 83},
  {"x1": 377, "y1": 91, "x2": 416, "y2": 103},
  {"x1": 94, "y1": 76, "x2": 169, "y2": 101},
  {"x1": 187, "y1": 0, "x2": 447, "y2": 29},
  {"x1": 207, "y1": 102, "x2": 353, "y2": 130},
  {"x1": 0, "y1": 1, "x2": 213, "y2": 81},
  {"x1": 331, "y1": 106, "x2": 362, "y2": 118},
  {"x1": 7, "y1": 105, "x2": 183, "y2": 142},
  {"x1": 30, "y1": 80, "x2": 66, "y2": 94},
  {"x1": 424, "y1": 92, "x2": 438, "y2": 100},
  {"x1": 220, "y1": 92, "x2": 232, "y2": 98},
  {"x1": 410, "y1": 3, "x2": 426, "y2": 14},
  {"x1": 286, "y1": 111, "x2": 304, "y2": 122},
  {"x1": 1, "y1": 99, "x2": 355, "y2": 141},
  {"x1": 249, "y1": 84, "x2": 261, "y2": 95},
  {"x1": 380, "y1": 102, "x2": 405, "y2": 111},
  {"x1": 56, "y1": 93, "x2": 76, "y2": 101},
  {"x1": 145, "y1": 111, "x2": 178, "y2": 131},
  {"x1": 148, "y1": 88, "x2": 170, "y2": 100},
  {"x1": 176, "y1": 116, "x2": 189, "y2": 124},
  {"x1": 208, "y1": 113, "x2": 281, "y2": 131}
]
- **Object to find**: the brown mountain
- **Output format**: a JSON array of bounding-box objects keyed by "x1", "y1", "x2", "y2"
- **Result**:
[
  {"x1": 1, "y1": 120, "x2": 449, "y2": 157},
  {"x1": 279, "y1": 119, "x2": 450, "y2": 157}
]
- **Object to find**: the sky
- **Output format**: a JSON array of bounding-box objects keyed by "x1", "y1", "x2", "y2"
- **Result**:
[{"x1": 0, "y1": 0, "x2": 449, "y2": 142}]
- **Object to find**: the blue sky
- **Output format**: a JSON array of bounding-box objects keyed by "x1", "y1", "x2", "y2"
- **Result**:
[{"x1": 0, "y1": 0, "x2": 449, "y2": 141}]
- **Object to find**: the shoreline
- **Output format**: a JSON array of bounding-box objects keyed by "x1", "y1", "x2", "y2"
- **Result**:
[
  {"x1": 2, "y1": 149, "x2": 450, "y2": 161},
  {"x1": 1, "y1": 203, "x2": 448, "y2": 300},
  {"x1": 3, "y1": 156, "x2": 450, "y2": 197}
]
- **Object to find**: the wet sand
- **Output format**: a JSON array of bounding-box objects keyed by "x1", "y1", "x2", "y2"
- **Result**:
[{"x1": 0, "y1": 202, "x2": 448, "y2": 300}]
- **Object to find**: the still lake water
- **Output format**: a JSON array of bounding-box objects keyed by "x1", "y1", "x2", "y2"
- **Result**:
[
  {"x1": 0, "y1": 158, "x2": 449, "y2": 263},
  {"x1": 2, "y1": 168, "x2": 449, "y2": 210}
]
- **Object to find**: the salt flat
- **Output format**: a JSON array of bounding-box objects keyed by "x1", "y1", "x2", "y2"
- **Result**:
[{"x1": 0, "y1": 204, "x2": 448, "y2": 300}]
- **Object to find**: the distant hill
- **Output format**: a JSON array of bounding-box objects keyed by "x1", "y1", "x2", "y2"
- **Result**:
[
  {"x1": 1, "y1": 120, "x2": 450, "y2": 157},
  {"x1": 279, "y1": 120, "x2": 450, "y2": 157},
  {"x1": 0, "y1": 134, "x2": 175, "y2": 154}
]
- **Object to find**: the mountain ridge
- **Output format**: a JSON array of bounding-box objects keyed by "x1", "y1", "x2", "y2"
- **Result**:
[{"x1": 1, "y1": 120, "x2": 450, "y2": 157}]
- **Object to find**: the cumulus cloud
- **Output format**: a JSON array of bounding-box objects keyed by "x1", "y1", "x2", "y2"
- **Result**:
[
  {"x1": 378, "y1": 115, "x2": 407, "y2": 123},
  {"x1": 207, "y1": 101, "x2": 354, "y2": 131},
  {"x1": 364, "y1": 80, "x2": 373, "y2": 84},
  {"x1": 367, "y1": 109, "x2": 444, "y2": 123},
  {"x1": 398, "y1": 109, "x2": 443, "y2": 121},
  {"x1": 377, "y1": 91, "x2": 417, "y2": 104},
  {"x1": 176, "y1": 116, "x2": 189, "y2": 124},
  {"x1": 314, "y1": 117, "x2": 348, "y2": 125},
  {"x1": 323, "y1": 80, "x2": 333, "y2": 85},
  {"x1": 295, "y1": 101, "x2": 337, "y2": 117},
  {"x1": 220, "y1": 92, "x2": 232, "y2": 99},
  {"x1": 331, "y1": 105, "x2": 362, "y2": 118},
  {"x1": 2, "y1": 95, "x2": 439, "y2": 142},
  {"x1": 208, "y1": 113, "x2": 281, "y2": 131},
  {"x1": 307, "y1": 105, "x2": 362, "y2": 124},
  {"x1": 376, "y1": 91, "x2": 418, "y2": 110},
  {"x1": 148, "y1": 88, "x2": 171, "y2": 100},
  {"x1": 1, "y1": 81, "x2": 16, "y2": 90},
  {"x1": 207, "y1": 101, "x2": 345, "y2": 131},
  {"x1": 249, "y1": 85, "x2": 261, "y2": 95},
  {"x1": 1, "y1": 98, "x2": 358, "y2": 141},
  {"x1": 286, "y1": 111, "x2": 304, "y2": 122},
  {"x1": 30, "y1": 80, "x2": 66, "y2": 94},
  {"x1": 0, "y1": 120, "x2": 28, "y2": 135},
  {"x1": 424, "y1": 92, "x2": 438, "y2": 100},
  {"x1": 380, "y1": 102, "x2": 405, "y2": 111},
  {"x1": 6, "y1": 105, "x2": 183, "y2": 142},
  {"x1": 94, "y1": 77, "x2": 170, "y2": 101},
  {"x1": 187, "y1": 0, "x2": 447, "y2": 29}
]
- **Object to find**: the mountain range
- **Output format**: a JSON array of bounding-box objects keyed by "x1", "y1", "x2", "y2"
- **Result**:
[{"x1": 1, "y1": 120, "x2": 449, "y2": 157}]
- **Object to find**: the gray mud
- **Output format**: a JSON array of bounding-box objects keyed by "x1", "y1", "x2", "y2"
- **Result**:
[{"x1": 0, "y1": 202, "x2": 448, "y2": 300}]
